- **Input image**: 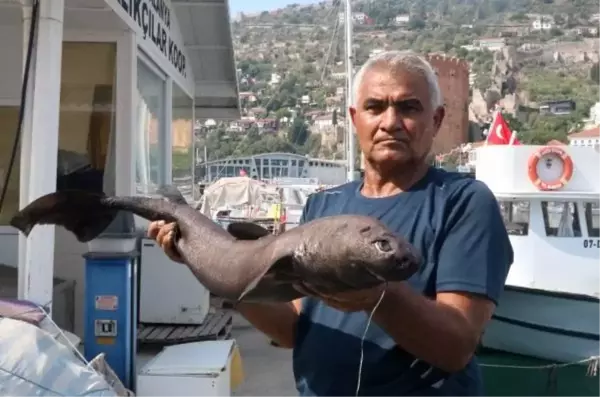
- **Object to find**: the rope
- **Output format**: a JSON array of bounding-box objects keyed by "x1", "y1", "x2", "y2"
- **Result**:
[
  {"x1": 355, "y1": 284, "x2": 387, "y2": 396},
  {"x1": 478, "y1": 355, "x2": 600, "y2": 372}
]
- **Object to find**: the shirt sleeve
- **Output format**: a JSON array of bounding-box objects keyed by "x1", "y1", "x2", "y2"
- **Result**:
[
  {"x1": 298, "y1": 193, "x2": 315, "y2": 225},
  {"x1": 435, "y1": 180, "x2": 514, "y2": 305}
]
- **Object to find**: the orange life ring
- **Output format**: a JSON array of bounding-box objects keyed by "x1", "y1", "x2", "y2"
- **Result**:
[{"x1": 527, "y1": 146, "x2": 574, "y2": 191}]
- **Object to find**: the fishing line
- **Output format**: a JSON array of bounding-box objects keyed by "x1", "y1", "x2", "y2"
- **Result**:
[
  {"x1": 355, "y1": 283, "x2": 387, "y2": 397},
  {"x1": 0, "y1": 0, "x2": 40, "y2": 214}
]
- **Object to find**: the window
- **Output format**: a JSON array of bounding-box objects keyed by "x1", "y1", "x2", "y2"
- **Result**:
[
  {"x1": 498, "y1": 200, "x2": 530, "y2": 236},
  {"x1": 584, "y1": 201, "x2": 599, "y2": 237},
  {"x1": 171, "y1": 83, "x2": 193, "y2": 201},
  {"x1": 136, "y1": 59, "x2": 166, "y2": 194},
  {"x1": 0, "y1": 107, "x2": 20, "y2": 225},
  {"x1": 57, "y1": 42, "x2": 117, "y2": 195},
  {"x1": 541, "y1": 201, "x2": 582, "y2": 237}
]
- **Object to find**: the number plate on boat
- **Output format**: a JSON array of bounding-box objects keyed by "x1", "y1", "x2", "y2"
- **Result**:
[{"x1": 583, "y1": 239, "x2": 600, "y2": 248}]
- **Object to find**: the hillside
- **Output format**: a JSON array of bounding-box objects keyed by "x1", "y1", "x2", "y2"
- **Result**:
[{"x1": 196, "y1": 0, "x2": 600, "y2": 163}]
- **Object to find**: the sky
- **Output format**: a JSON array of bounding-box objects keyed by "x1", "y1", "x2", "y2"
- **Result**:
[{"x1": 228, "y1": 0, "x2": 321, "y2": 14}]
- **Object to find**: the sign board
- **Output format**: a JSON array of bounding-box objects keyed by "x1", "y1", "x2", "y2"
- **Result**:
[
  {"x1": 116, "y1": 0, "x2": 187, "y2": 78},
  {"x1": 95, "y1": 295, "x2": 119, "y2": 311}
]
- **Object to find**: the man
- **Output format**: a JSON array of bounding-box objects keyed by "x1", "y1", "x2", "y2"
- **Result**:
[{"x1": 148, "y1": 50, "x2": 513, "y2": 396}]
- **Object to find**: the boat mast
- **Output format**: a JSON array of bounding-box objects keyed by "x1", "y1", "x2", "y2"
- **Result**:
[{"x1": 345, "y1": 0, "x2": 356, "y2": 182}]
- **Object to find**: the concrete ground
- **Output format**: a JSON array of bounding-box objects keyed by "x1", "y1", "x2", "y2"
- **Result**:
[
  {"x1": 136, "y1": 312, "x2": 296, "y2": 396},
  {"x1": 230, "y1": 314, "x2": 296, "y2": 396}
]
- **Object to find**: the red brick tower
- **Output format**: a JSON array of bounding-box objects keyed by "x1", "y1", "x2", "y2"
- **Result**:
[{"x1": 425, "y1": 54, "x2": 470, "y2": 155}]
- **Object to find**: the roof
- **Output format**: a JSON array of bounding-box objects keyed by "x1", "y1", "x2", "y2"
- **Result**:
[
  {"x1": 173, "y1": 0, "x2": 241, "y2": 120},
  {"x1": 202, "y1": 152, "x2": 345, "y2": 166},
  {"x1": 539, "y1": 99, "x2": 575, "y2": 106},
  {"x1": 568, "y1": 125, "x2": 600, "y2": 139}
]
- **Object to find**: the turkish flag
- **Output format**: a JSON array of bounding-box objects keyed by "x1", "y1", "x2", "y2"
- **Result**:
[
  {"x1": 239, "y1": 169, "x2": 247, "y2": 176},
  {"x1": 486, "y1": 111, "x2": 521, "y2": 145}
]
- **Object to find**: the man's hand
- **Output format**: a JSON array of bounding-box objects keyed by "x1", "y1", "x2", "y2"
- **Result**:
[
  {"x1": 294, "y1": 282, "x2": 386, "y2": 312},
  {"x1": 147, "y1": 221, "x2": 185, "y2": 264}
]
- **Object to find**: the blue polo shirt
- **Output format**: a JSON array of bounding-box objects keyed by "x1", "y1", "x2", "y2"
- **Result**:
[{"x1": 292, "y1": 167, "x2": 513, "y2": 396}]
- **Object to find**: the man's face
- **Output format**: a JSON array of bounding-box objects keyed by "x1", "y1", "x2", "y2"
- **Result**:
[{"x1": 349, "y1": 67, "x2": 445, "y2": 169}]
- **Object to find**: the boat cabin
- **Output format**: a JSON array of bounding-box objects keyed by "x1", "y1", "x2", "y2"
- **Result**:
[{"x1": 475, "y1": 145, "x2": 599, "y2": 297}]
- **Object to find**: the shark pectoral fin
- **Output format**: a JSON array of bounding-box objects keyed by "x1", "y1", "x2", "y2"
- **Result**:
[
  {"x1": 227, "y1": 222, "x2": 271, "y2": 240},
  {"x1": 235, "y1": 254, "x2": 295, "y2": 303}
]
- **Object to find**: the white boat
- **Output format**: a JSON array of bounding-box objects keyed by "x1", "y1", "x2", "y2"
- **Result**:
[{"x1": 474, "y1": 144, "x2": 599, "y2": 363}]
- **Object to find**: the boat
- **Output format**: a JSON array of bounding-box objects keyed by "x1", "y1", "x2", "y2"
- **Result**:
[{"x1": 472, "y1": 144, "x2": 599, "y2": 364}]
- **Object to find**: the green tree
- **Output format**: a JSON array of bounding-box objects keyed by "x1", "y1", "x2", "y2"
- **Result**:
[
  {"x1": 590, "y1": 62, "x2": 599, "y2": 85},
  {"x1": 287, "y1": 117, "x2": 310, "y2": 146},
  {"x1": 408, "y1": 18, "x2": 426, "y2": 30}
]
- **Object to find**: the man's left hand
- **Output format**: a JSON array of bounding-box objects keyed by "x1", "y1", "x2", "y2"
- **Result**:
[{"x1": 294, "y1": 282, "x2": 386, "y2": 312}]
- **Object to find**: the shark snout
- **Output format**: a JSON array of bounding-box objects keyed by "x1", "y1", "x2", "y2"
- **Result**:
[{"x1": 387, "y1": 241, "x2": 421, "y2": 280}]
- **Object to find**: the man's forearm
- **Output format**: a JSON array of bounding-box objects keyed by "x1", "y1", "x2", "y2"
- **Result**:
[
  {"x1": 371, "y1": 282, "x2": 479, "y2": 372},
  {"x1": 235, "y1": 301, "x2": 300, "y2": 348}
]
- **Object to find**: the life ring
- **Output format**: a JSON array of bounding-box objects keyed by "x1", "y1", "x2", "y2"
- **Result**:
[{"x1": 527, "y1": 146, "x2": 574, "y2": 191}]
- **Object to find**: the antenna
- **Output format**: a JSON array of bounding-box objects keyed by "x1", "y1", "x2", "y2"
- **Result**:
[{"x1": 345, "y1": 0, "x2": 356, "y2": 182}]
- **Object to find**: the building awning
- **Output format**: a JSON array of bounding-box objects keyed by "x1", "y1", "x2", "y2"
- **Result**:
[{"x1": 173, "y1": 0, "x2": 240, "y2": 120}]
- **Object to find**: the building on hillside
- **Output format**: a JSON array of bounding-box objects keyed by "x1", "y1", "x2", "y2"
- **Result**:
[
  {"x1": 532, "y1": 16, "x2": 554, "y2": 31},
  {"x1": 195, "y1": 153, "x2": 347, "y2": 186},
  {"x1": 539, "y1": 99, "x2": 576, "y2": 116},
  {"x1": 312, "y1": 112, "x2": 344, "y2": 132},
  {"x1": 587, "y1": 102, "x2": 600, "y2": 125},
  {"x1": 568, "y1": 125, "x2": 600, "y2": 148},
  {"x1": 338, "y1": 12, "x2": 369, "y2": 25},
  {"x1": 426, "y1": 54, "x2": 470, "y2": 154},
  {"x1": 476, "y1": 38, "x2": 506, "y2": 52},
  {"x1": 393, "y1": 14, "x2": 411, "y2": 25}
]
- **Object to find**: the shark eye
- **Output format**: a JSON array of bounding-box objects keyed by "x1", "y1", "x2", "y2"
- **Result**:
[{"x1": 374, "y1": 239, "x2": 392, "y2": 253}]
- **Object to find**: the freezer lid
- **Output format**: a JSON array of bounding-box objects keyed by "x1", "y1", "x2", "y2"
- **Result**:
[{"x1": 140, "y1": 340, "x2": 235, "y2": 376}]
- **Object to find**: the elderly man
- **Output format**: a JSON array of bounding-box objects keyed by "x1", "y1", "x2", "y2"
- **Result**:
[{"x1": 148, "y1": 50, "x2": 513, "y2": 396}]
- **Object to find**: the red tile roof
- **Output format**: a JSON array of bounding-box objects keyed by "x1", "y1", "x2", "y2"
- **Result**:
[{"x1": 568, "y1": 125, "x2": 600, "y2": 139}]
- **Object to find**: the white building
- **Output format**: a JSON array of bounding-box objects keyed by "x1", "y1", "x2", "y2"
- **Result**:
[
  {"x1": 313, "y1": 113, "x2": 338, "y2": 130},
  {"x1": 196, "y1": 153, "x2": 347, "y2": 186},
  {"x1": 270, "y1": 72, "x2": 282, "y2": 85},
  {"x1": 567, "y1": 125, "x2": 600, "y2": 148},
  {"x1": 0, "y1": 0, "x2": 239, "y2": 337},
  {"x1": 338, "y1": 11, "x2": 368, "y2": 25},
  {"x1": 476, "y1": 38, "x2": 506, "y2": 52},
  {"x1": 588, "y1": 102, "x2": 600, "y2": 125},
  {"x1": 532, "y1": 16, "x2": 554, "y2": 31},
  {"x1": 393, "y1": 14, "x2": 410, "y2": 25}
]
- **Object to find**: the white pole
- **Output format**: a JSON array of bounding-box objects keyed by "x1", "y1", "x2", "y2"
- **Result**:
[
  {"x1": 345, "y1": 0, "x2": 355, "y2": 182},
  {"x1": 18, "y1": 0, "x2": 65, "y2": 313},
  {"x1": 508, "y1": 130, "x2": 517, "y2": 145}
]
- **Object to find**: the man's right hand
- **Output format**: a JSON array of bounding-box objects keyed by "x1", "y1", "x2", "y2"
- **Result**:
[{"x1": 147, "y1": 221, "x2": 185, "y2": 264}]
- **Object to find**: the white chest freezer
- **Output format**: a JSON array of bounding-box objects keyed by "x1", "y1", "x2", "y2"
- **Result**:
[
  {"x1": 139, "y1": 238, "x2": 210, "y2": 324},
  {"x1": 137, "y1": 340, "x2": 237, "y2": 396}
]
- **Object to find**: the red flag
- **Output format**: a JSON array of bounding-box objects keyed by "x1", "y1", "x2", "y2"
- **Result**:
[
  {"x1": 486, "y1": 111, "x2": 521, "y2": 145},
  {"x1": 239, "y1": 169, "x2": 247, "y2": 176}
]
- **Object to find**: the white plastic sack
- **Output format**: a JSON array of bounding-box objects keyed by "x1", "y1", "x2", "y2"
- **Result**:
[{"x1": 0, "y1": 317, "x2": 119, "y2": 396}]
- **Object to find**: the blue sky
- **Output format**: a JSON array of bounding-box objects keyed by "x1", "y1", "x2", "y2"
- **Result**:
[{"x1": 229, "y1": 0, "x2": 321, "y2": 14}]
